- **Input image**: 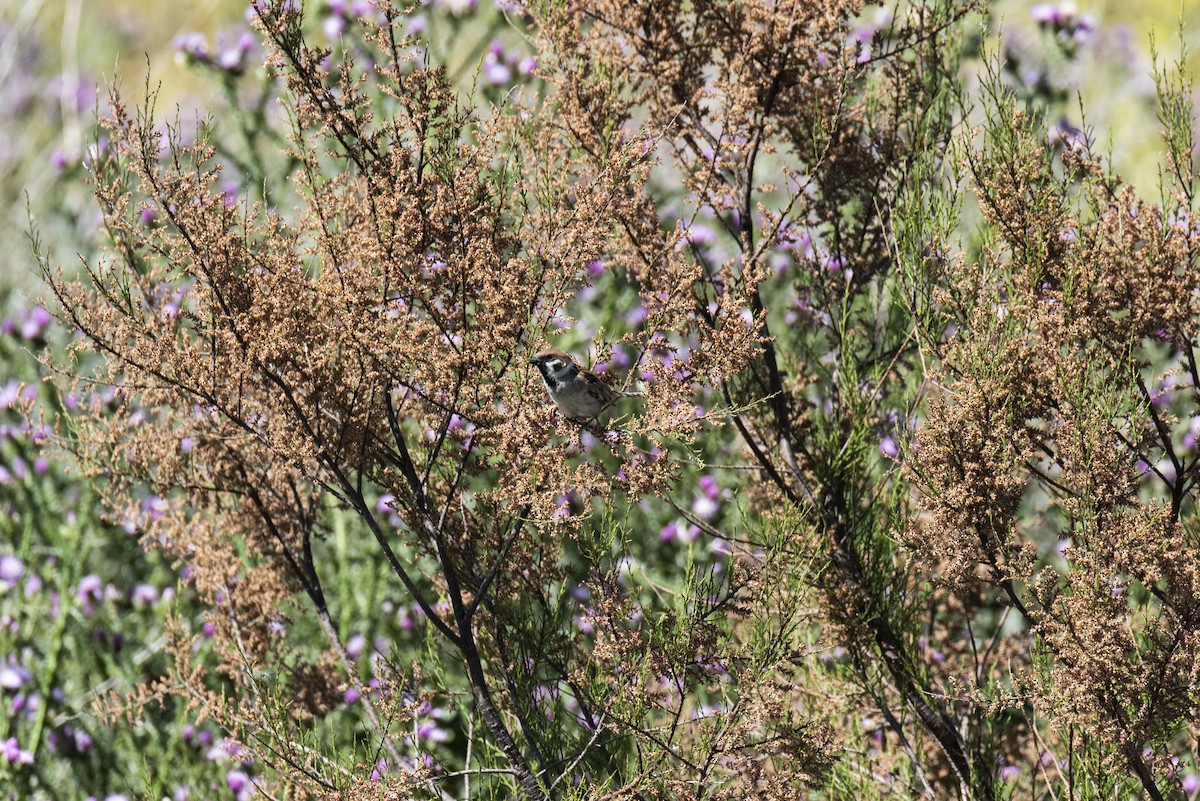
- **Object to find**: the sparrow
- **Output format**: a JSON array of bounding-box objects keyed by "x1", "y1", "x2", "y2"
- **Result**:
[{"x1": 529, "y1": 348, "x2": 622, "y2": 421}]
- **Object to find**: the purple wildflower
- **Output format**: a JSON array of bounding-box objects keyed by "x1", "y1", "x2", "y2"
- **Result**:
[
  {"x1": 0, "y1": 555, "x2": 23, "y2": 589},
  {"x1": 226, "y1": 769, "x2": 250, "y2": 792},
  {"x1": 345, "y1": 633, "x2": 366, "y2": 659},
  {"x1": 2, "y1": 737, "x2": 33, "y2": 765}
]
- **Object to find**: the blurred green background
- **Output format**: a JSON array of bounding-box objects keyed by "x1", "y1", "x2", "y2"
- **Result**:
[{"x1": 3, "y1": 0, "x2": 1197, "y2": 303}]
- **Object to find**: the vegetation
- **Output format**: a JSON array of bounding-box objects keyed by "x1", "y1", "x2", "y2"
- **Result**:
[{"x1": 4, "y1": 0, "x2": 1199, "y2": 798}]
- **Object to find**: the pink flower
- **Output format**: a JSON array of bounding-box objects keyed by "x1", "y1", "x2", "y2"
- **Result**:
[
  {"x1": 483, "y1": 58, "x2": 511, "y2": 85},
  {"x1": 0, "y1": 555, "x2": 23, "y2": 589},
  {"x1": 2, "y1": 737, "x2": 33, "y2": 765},
  {"x1": 0, "y1": 664, "x2": 32, "y2": 689},
  {"x1": 345, "y1": 633, "x2": 366, "y2": 659},
  {"x1": 76, "y1": 574, "x2": 103, "y2": 607},
  {"x1": 226, "y1": 769, "x2": 250, "y2": 792},
  {"x1": 20, "y1": 306, "x2": 51, "y2": 340},
  {"x1": 879, "y1": 435, "x2": 898, "y2": 459}
]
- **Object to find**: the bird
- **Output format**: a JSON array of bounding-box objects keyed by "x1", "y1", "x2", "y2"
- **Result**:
[{"x1": 529, "y1": 348, "x2": 623, "y2": 421}]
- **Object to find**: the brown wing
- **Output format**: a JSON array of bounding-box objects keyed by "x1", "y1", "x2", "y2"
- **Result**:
[{"x1": 581, "y1": 369, "x2": 622, "y2": 406}]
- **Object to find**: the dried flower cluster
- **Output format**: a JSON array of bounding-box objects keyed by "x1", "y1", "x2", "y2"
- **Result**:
[
  {"x1": 906, "y1": 93, "x2": 1200, "y2": 798},
  {"x1": 40, "y1": 0, "x2": 849, "y2": 796}
]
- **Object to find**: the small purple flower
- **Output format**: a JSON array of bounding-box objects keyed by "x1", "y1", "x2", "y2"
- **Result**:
[
  {"x1": 1049, "y1": 118, "x2": 1086, "y2": 152},
  {"x1": 139, "y1": 207, "x2": 157, "y2": 225},
  {"x1": 221, "y1": 181, "x2": 239, "y2": 209},
  {"x1": 852, "y1": 25, "x2": 875, "y2": 45},
  {"x1": 399, "y1": 14, "x2": 424, "y2": 37},
  {"x1": 691, "y1": 494, "x2": 718, "y2": 520},
  {"x1": 823, "y1": 253, "x2": 847, "y2": 273},
  {"x1": 0, "y1": 555, "x2": 24, "y2": 588},
  {"x1": 324, "y1": 16, "x2": 346, "y2": 39},
  {"x1": 1182, "y1": 773, "x2": 1199, "y2": 794},
  {"x1": 226, "y1": 769, "x2": 250, "y2": 793},
  {"x1": 879, "y1": 435, "x2": 898, "y2": 459},
  {"x1": 142, "y1": 495, "x2": 168, "y2": 523},
  {"x1": 345, "y1": 633, "x2": 365, "y2": 659},
  {"x1": 20, "y1": 306, "x2": 51, "y2": 340},
  {"x1": 552, "y1": 500, "x2": 570, "y2": 520},
  {"x1": 659, "y1": 520, "x2": 699, "y2": 544},
  {"x1": 709, "y1": 537, "x2": 733, "y2": 556},
  {"x1": 216, "y1": 47, "x2": 244, "y2": 71},
  {"x1": 76, "y1": 574, "x2": 103, "y2": 606},
  {"x1": 1031, "y1": 2, "x2": 1096, "y2": 45},
  {"x1": 0, "y1": 663, "x2": 32, "y2": 690},
  {"x1": 417, "y1": 720, "x2": 449, "y2": 742},
  {"x1": 131, "y1": 584, "x2": 160, "y2": 605},
  {"x1": 2, "y1": 737, "x2": 33, "y2": 765},
  {"x1": 1030, "y1": 3, "x2": 1059, "y2": 24},
  {"x1": 207, "y1": 738, "x2": 242, "y2": 763},
  {"x1": 174, "y1": 32, "x2": 210, "y2": 64},
  {"x1": 573, "y1": 613, "x2": 594, "y2": 634},
  {"x1": 483, "y1": 56, "x2": 511, "y2": 85}
]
